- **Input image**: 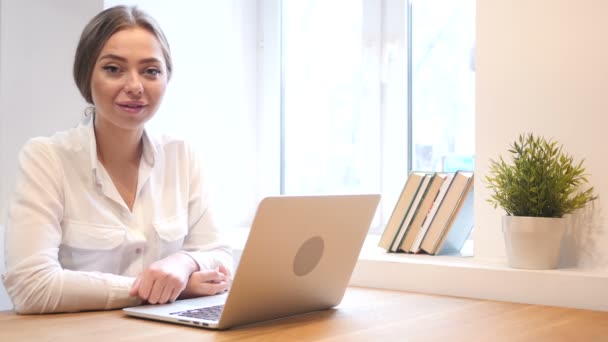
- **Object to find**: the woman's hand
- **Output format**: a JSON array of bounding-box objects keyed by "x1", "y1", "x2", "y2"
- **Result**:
[
  {"x1": 129, "y1": 252, "x2": 199, "y2": 304},
  {"x1": 178, "y1": 265, "x2": 232, "y2": 300}
]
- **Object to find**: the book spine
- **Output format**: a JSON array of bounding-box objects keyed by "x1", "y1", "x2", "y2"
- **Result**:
[
  {"x1": 390, "y1": 174, "x2": 433, "y2": 252},
  {"x1": 409, "y1": 173, "x2": 455, "y2": 253}
]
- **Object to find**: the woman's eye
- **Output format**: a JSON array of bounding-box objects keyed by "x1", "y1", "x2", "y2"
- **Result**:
[
  {"x1": 102, "y1": 65, "x2": 121, "y2": 74},
  {"x1": 144, "y1": 68, "x2": 161, "y2": 77}
]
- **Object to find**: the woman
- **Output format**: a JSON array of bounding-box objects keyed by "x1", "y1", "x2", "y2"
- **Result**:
[{"x1": 2, "y1": 5, "x2": 233, "y2": 314}]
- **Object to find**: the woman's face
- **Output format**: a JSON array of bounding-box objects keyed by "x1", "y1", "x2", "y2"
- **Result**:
[{"x1": 90, "y1": 27, "x2": 168, "y2": 133}]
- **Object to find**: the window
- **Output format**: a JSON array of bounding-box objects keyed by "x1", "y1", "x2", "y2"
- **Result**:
[
  {"x1": 282, "y1": 1, "x2": 382, "y2": 195},
  {"x1": 411, "y1": 0, "x2": 475, "y2": 173},
  {"x1": 111, "y1": 0, "x2": 475, "y2": 236},
  {"x1": 280, "y1": 0, "x2": 409, "y2": 233},
  {"x1": 280, "y1": 0, "x2": 475, "y2": 233}
]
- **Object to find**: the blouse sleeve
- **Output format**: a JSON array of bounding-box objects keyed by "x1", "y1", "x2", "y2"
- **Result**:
[
  {"x1": 2, "y1": 139, "x2": 141, "y2": 314},
  {"x1": 179, "y1": 143, "x2": 234, "y2": 275}
]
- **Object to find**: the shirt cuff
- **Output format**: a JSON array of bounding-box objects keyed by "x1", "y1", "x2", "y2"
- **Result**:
[
  {"x1": 105, "y1": 276, "x2": 142, "y2": 310},
  {"x1": 179, "y1": 249, "x2": 234, "y2": 276}
]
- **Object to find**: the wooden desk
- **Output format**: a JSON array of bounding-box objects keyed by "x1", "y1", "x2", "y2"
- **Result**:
[{"x1": 1, "y1": 287, "x2": 607, "y2": 341}]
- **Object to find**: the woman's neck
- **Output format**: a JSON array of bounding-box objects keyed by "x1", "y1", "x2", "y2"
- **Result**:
[{"x1": 94, "y1": 116, "x2": 143, "y2": 167}]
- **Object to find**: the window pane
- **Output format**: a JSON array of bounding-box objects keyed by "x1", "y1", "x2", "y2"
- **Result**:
[
  {"x1": 411, "y1": 0, "x2": 476, "y2": 172},
  {"x1": 282, "y1": 0, "x2": 381, "y2": 196}
]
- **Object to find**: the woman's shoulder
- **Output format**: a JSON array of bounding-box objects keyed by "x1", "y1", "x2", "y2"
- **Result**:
[
  {"x1": 20, "y1": 124, "x2": 86, "y2": 156},
  {"x1": 153, "y1": 133, "x2": 188, "y2": 148},
  {"x1": 148, "y1": 132, "x2": 199, "y2": 157}
]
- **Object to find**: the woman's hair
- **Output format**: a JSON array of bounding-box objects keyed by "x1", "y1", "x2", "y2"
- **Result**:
[{"x1": 73, "y1": 5, "x2": 172, "y2": 104}]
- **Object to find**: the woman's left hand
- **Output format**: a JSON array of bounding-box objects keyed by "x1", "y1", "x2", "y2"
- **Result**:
[
  {"x1": 178, "y1": 264, "x2": 232, "y2": 300},
  {"x1": 129, "y1": 252, "x2": 199, "y2": 304}
]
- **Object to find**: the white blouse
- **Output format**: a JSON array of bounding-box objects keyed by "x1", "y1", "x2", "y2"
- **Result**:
[{"x1": 2, "y1": 116, "x2": 233, "y2": 314}]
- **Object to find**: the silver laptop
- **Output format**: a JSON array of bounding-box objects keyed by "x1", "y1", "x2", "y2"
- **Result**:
[{"x1": 123, "y1": 194, "x2": 380, "y2": 330}]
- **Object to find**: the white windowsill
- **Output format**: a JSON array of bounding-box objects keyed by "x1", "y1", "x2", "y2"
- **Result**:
[{"x1": 226, "y1": 228, "x2": 608, "y2": 312}]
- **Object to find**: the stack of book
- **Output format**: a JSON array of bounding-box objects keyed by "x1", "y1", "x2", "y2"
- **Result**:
[{"x1": 378, "y1": 170, "x2": 474, "y2": 255}]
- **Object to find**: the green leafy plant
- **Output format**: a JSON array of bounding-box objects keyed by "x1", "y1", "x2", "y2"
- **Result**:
[{"x1": 485, "y1": 133, "x2": 598, "y2": 217}]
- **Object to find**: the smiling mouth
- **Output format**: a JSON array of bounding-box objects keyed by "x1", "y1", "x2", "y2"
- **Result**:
[{"x1": 118, "y1": 103, "x2": 147, "y2": 113}]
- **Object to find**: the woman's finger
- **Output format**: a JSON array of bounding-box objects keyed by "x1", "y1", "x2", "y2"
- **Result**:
[
  {"x1": 129, "y1": 275, "x2": 142, "y2": 297},
  {"x1": 157, "y1": 282, "x2": 174, "y2": 304},
  {"x1": 217, "y1": 265, "x2": 232, "y2": 286},
  {"x1": 198, "y1": 280, "x2": 229, "y2": 296},
  {"x1": 218, "y1": 265, "x2": 231, "y2": 279},
  {"x1": 207, "y1": 281, "x2": 229, "y2": 295},
  {"x1": 191, "y1": 270, "x2": 224, "y2": 283},
  {"x1": 138, "y1": 276, "x2": 154, "y2": 301},
  {"x1": 147, "y1": 280, "x2": 161, "y2": 304},
  {"x1": 218, "y1": 264, "x2": 227, "y2": 274},
  {"x1": 169, "y1": 286, "x2": 181, "y2": 303}
]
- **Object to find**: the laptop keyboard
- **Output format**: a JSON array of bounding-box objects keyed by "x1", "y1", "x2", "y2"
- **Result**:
[{"x1": 170, "y1": 304, "x2": 224, "y2": 321}]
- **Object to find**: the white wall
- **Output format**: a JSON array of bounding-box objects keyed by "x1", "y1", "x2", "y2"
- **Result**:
[
  {"x1": 475, "y1": 0, "x2": 608, "y2": 268},
  {"x1": 0, "y1": 0, "x2": 104, "y2": 311}
]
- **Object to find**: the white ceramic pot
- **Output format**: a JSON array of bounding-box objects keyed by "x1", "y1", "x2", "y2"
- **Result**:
[{"x1": 502, "y1": 216, "x2": 566, "y2": 270}]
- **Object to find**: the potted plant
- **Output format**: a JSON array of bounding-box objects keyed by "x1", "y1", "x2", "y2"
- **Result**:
[{"x1": 485, "y1": 133, "x2": 598, "y2": 269}]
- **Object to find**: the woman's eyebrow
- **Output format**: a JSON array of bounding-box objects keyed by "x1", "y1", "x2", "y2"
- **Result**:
[
  {"x1": 98, "y1": 54, "x2": 127, "y2": 62},
  {"x1": 98, "y1": 54, "x2": 162, "y2": 64}
]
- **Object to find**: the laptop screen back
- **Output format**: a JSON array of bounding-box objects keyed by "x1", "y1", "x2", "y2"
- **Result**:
[{"x1": 217, "y1": 194, "x2": 380, "y2": 329}]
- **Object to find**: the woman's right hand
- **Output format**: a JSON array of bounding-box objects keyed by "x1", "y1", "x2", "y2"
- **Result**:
[{"x1": 178, "y1": 265, "x2": 231, "y2": 299}]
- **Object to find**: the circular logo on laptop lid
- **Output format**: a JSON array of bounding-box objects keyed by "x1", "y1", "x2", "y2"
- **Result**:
[{"x1": 293, "y1": 236, "x2": 324, "y2": 276}]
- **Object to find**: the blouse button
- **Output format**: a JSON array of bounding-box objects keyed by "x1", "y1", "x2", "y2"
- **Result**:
[{"x1": 135, "y1": 248, "x2": 142, "y2": 255}]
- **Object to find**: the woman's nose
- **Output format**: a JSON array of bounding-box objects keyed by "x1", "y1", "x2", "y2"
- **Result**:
[{"x1": 124, "y1": 72, "x2": 143, "y2": 96}]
